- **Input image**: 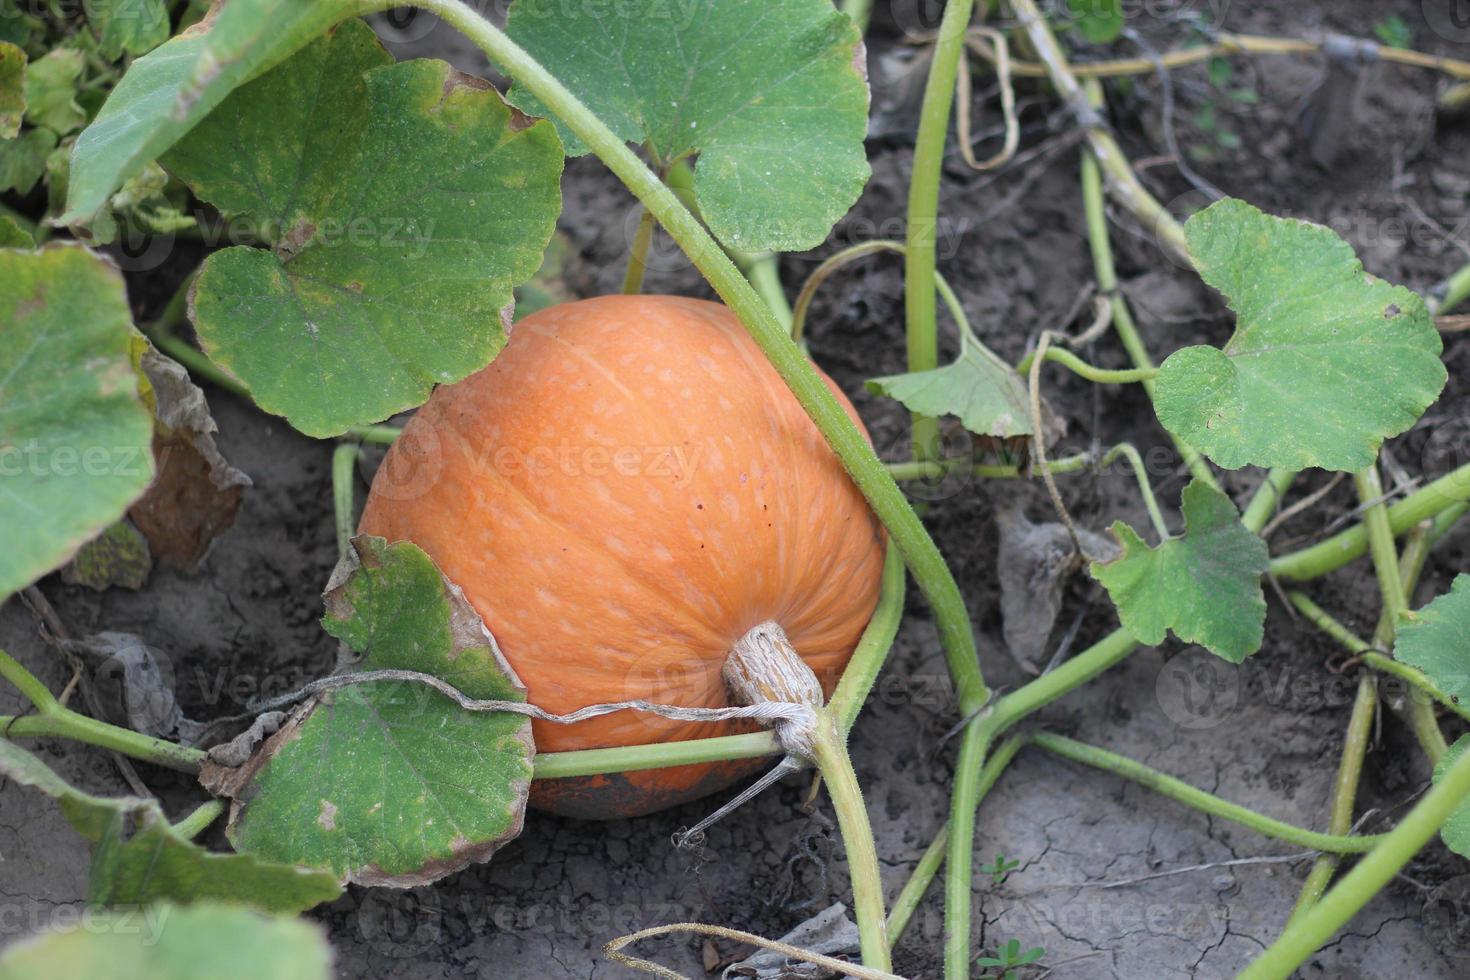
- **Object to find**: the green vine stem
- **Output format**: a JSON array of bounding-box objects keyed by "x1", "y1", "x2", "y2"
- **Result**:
[
  {"x1": 1030, "y1": 732, "x2": 1387, "y2": 853},
  {"x1": 332, "y1": 443, "x2": 362, "y2": 561},
  {"x1": 886, "y1": 452, "x2": 1091, "y2": 482},
  {"x1": 1353, "y1": 466, "x2": 1445, "y2": 762},
  {"x1": 621, "y1": 205, "x2": 657, "y2": 294},
  {"x1": 885, "y1": 735, "x2": 1025, "y2": 948},
  {"x1": 411, "y1": 0, "x2": 989, "y2": 724},
  {"x1": 904, "y1": 0, "x2": 974, "y2": 464},
  {"x1": 1286, "y1": 592, "x2": 1470, "y2": 725},
  {"x1": 1103, "y1": 443, "x2": 1170, "y2": 543},
  {"x1": 943, "y1": 719, "x2": 993, "y2": 977},
  {"x1": 829, "y1": 546, "x2": 907, "y2": 734},
  {"x1": 809, "y1": 712, "x2": 891, "y2": 969},
  {"x1": 1240, "y1": 468, "x2": 1297, "y2": 534},
  {"x1": 533, "y1": 731, "x2": 780, "y2": 780},
  {"x1": 1288, "y1": 673, "x2": 1376, "y2": 923},
  {"x1": 943, "y1": 625, "x2": 1140, "y2": 976},
  {"x1": 1022, "y1": 10, "x2": 1189, "y2": 261},
  {"x1": 1078, "y1": 103, "x2": 1219, "y2": 491},
  {"x1": 792, "y1": 240, "x2": 976, "y2": 348},
  {"x1": 1355, "y1": 467, "x2": 1410, "y2": 627},
  {"x1": 1240, "y1": 745, "x2": 1470, "y2": 979},
  {"x1": 0, "y1": 649, "x2": 206, "y2": 772},
  {"x1": 1289, "y1": 523, "x2": 1434, "y2": 921},
  {"x1": 731, "y1": 249, "x2": 795, "y2": 336},
  {"x1": 1434, "y1": 259, "x2": 1470, "y2": 314},
  {"x1": 147, "y1": 322, "x2": 249, "y2": 402},
  {"x1": 174, "y1": 798, "x2": 225, "y2": 839},
  {"x1": 966, "y1": 28, "x2": 1470, "y2": 87},
  {"x1": 1013, "y1": 347, "x2": 1157, "y2": 385},
  {"x1": 1271, "y1": 462, "x2": 1470, "y2": 581},
  {"x1": 343, "y1": 424, "x2": 402, "y2": 445}
]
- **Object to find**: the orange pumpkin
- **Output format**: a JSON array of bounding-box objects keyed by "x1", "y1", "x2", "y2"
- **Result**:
[{"x1": 359, "y1": 295, "x2": 885, "y2": 819}]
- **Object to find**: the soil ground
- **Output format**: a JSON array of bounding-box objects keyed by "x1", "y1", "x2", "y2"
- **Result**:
[{"x1": 5, "y1": 2, "x2": 1470, "y2": 977}]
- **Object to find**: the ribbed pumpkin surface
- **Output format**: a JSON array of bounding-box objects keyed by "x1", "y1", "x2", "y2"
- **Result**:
[{"x1": 359, "y1": 295, "x2": 885, "y2": 818}]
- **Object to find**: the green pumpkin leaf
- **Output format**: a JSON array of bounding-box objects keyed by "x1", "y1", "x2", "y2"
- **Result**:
[
  {"x1": 210, "y1": 536, "x2": 534, "y2": 886},
  {"x1": 1155, "y1": 198, "x2": 1446, "y2": 471},
  {"x1": 87, "y1": 813, "x2": 342, "y2": 914},
  {"x1": 92, "y1": 0, "x2": 171, "y2": 59},
  {"x1": 0, "y1": 40, "x2": 24, "y2": 138},
  {"x1": 0, "y1": 127, "x2": 55, "y2": 194},
  {"x1": 0, "y1": 902, "x2": 332, "y2": 980},
  {"x1": 0, "y1": 245, "x2": 155, "y2": 600},
  {"x1": 1395, "y1": 574, "x2": 1470, "y2": 704},
  {"x1": 0, "y1": 733, "x2": 153, "y2": 841},
  {"x1": 1434, "y1": 734, "x2": 1470, "y2": 859},
  {"x1": 22, "y1": 48, "x2": 85, "y2": 135},
  {"x1": 1092, "y1": 479, "x2": 1269, "y2": 662},
  {"x1": 0, "y1": 739, "x2": 341, "y2": 914},
  {"x1": 59, "y1": 0, "x2": 366, "y2": 226},
  {"x1": 866, "y1": 344, "x2": 1036, "y2": 439},
  {"x1": 163, "y1": 20, "x2": 563, "y2": 437},
  {"x1": 1067, "y1": 0, "x2": 1124, "y2": 43},
  {"x1": 505, "y1": 0, "x2": 869, "y2": 251}
]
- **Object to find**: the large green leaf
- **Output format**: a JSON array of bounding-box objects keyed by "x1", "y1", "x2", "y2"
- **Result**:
[
  {"x1": 1155, "y1": 198, "x2": 1446, "y2": 471},
  {"x1": 212, "y1": 536, "x2": 535, "y2": 886},
  {"x1": 1435, "y1": 734, "x2": 1470, "y2": 859},
  {"x1": 163, "y1": 20, "x2": 563, "y2": 436},
  {"x1": 59, "y1": 0, "x2": 365, "y2": 226},
  {"x1": 1091, "y1": 479, "x2": 1269, "y2": 662},
  {"x1": 866, "y1": 344, "x2": 1035, "y2": 440},
  {"x1": 1395, "y1": 574, "x2": 1470, "y2": 703},
  {"x1": 0, "y1": 40, "x2": 23, "y2": 138},
  {"x1": 0, "y1": 903, "x2": 331, "y2": 980},
  {"x1": 0, "y1": 245, "x2": 155, "y2": 599},
  {"x1": 0, "y1": 739, "x2": 342, "y2": 914},
  {"x1": 505, "y1": 0, "x2": 869, "y2": 251}
]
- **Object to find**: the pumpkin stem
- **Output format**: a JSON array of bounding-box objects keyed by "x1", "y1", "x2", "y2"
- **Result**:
[
  {"x1": 713, "y1": 622, "x2": 893, "y2": 971},
  {"x1": 723, "y1": 622, "x2": 824, "y2": 762},
  {"x1": 673, "y1": 623, "x2": 825, "y2": 849}
]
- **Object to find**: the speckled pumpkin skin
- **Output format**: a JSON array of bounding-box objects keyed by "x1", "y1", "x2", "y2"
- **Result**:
[{"x1": 359, "y1": 295, "x2": 885, "y2": 819}]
